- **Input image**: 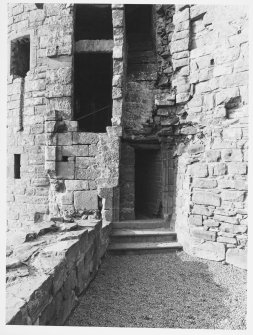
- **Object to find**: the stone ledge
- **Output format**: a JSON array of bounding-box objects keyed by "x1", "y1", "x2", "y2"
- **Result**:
[{"x1": 6, "y1": 219, "x2": 111, "y2": 325}]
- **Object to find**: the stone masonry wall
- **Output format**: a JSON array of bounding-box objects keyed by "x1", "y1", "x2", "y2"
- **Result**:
[
  {"x1": 168, "y1": 4, "x2": 248, "y2": 269},
  {"x1": 7, "y1": 4, "x2": 125, "y2": 239},
  {"x1": 6, "y1": 219, "x2": 110, "y2": 325},
  {"x1": 6, "y1": 3, "x2": 124, "y2": 326}
]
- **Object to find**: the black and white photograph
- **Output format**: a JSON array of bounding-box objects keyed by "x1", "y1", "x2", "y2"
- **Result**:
[{"x1": 1, "y1": 0, "x2": 251, "y2": 333}]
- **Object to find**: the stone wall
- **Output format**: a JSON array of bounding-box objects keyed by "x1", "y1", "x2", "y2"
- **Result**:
[
  {"x1": 167, "y1": 4, "x2": 248, "y2": 269},
  {"x1": 6, "y1": 3, "x2": 123, "y2": 326},
  {"x1": 7, "y1": 6, "x2": 248, "y2": 310},
  {"x1": 7, "y1": 3, "x2": 124, "y2": 240},
  {"x1": 6, "y1": 219, "x2": 110, "y2": 325}
]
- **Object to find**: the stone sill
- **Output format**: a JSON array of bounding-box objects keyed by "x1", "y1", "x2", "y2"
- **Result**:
[{"x1": 6, "y1": 219, "x2": 111, "y2": 325}]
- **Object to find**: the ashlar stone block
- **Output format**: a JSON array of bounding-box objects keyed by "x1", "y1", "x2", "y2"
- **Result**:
[
  {"x1": 74, "y1": 191, "x2": 98, "y2": 211},
  {"x1": 192, "y1": 191, "x2": 221, "y2": 207},
  {"x1": 189, "y1": 164, "x2": 208, "y2": 178}
]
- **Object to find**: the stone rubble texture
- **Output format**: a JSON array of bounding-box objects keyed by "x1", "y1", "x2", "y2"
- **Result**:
[{"x1": 6, "y1": 3, "x2": 248, "y2": 326}]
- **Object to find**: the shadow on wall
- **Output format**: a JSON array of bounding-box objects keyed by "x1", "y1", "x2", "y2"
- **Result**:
[{"x1": 65, "y1": 252, "x2": 246, "y2": 329}]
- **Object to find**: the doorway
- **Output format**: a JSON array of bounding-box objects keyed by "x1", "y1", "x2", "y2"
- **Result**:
[{"x1": 135, "y1": 148, "x2": 162, "y2": 219}]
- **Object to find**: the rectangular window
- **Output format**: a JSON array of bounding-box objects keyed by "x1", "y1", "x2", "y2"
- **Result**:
[
  {"x1": 10, "y1": 35, "x2": 30, "y2": 78},
  {"x1": 14, "y1": 154, "x2": 21, "y2": 179},
  {"x1": 74, "y1": 4, "x2": 113, "y2": 133},
  {"x1": 74, "y1": 53, "x2": 112, "y2": 132}
]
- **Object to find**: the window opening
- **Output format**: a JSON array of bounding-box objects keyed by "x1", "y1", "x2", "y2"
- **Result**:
[
  {"x1": 35, "y1": 3, "x2": 44, "y2": 9},
  {"x1": 14, "y1": 154, "x2": 21, "y2": 179},
  {"x1": 10, "y1": 36, "x2": 30, "y2": 78},
  {"x1": 74, "y1": 53, "x2": 112, "y2": 132},
  {"x1": 74, "y1": 4, "x2": 113, "y2": 132}
]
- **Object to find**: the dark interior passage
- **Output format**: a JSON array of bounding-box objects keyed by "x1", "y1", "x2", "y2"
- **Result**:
[
  {"x1": 125, "y1": 4, "x2": 153, "y2": 54},
  {"x1": 135, "y1": 149, "x2": 162, "y2": 219},
  {"x1": 74, "y1": 53, "x2": 112, "y2": 132},
  {"x1": 75, "y1": 4, "x2": 113, "y2": 40}
]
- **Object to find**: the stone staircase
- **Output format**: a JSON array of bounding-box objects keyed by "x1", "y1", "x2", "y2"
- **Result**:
[{"x1": 108, "y1": 219, "x2": 183, "y2": 255}]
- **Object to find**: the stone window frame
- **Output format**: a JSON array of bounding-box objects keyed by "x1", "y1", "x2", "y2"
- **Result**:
[{"x1": 8, "y1": 29, "x2": 35, "y2": 82}]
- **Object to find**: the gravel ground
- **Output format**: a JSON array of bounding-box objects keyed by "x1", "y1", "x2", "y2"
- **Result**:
[{"x1": 66, "y1": 251, "x2": 247, "y2": 329}]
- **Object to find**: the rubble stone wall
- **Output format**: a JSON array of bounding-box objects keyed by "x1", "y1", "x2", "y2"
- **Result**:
[
  {"x1": 168, "y1": 4, "x2": 248, "y2": 268},
  {"x1": 6, "y1": 219, "x2": 110, "y2": 325}
]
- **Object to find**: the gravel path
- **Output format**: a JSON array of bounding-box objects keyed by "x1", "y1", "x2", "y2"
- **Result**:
[{"x1": 66, "y1": 251, "x2": 247, "y2": 329}]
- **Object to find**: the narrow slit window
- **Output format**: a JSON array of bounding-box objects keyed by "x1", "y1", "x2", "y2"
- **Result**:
[
  {"x1": 10, "y1": 36, "x2": 30, "y2": 78},
  {"x1": 14, "y1": 154, "x2": 21, "y2": 179}
]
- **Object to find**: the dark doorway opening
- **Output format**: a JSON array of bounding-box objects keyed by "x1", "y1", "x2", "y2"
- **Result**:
[
  {"x1": 74, "y1": 53, "x2": 112, "y2": 132},
  {"x1": 135, "y1": 149, "x2": 162, "y2": 219}
]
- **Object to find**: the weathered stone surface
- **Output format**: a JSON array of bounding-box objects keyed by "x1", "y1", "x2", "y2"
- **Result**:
[
  {"x1": 192, "y1": 241, "x2": 226, "y2": 261},
  {"x1": 192, "y1": 192, "x2": 221, "y2": 207},
  {"x1": 75, "y1": 40, "x2": 113, "y2": 53},
  {"x1": 212, "y1": 163, "x2": 227, "y2": 176},
  {"x1": 204, "y1": 219, "x2": 220, "y2": 227},
  {"x1": 192, "y1": 205, "x2": 214, "y2": 216},
  {"x1": 155, "y1": 93, "x2": 176, "y2": 106},
  {"x1": 189, "y1": 214, "x2": 202, "y2": 226},
  {"x1": 189, "y1": 164, "x2": 208, "y2": 178},
  {"x1": 74, "y1": 191, "x2": 98, "y2": 211},
  {"x1": 214, "y1": 214, "x2": 239, "y2": 224},
  {"x1": 220, "y1": 222, "x2": 247, "y2": 234},
  {"x1": 192, "y1": 178, "x2": 217, "y2": 189},
  {"x1": 221, "y1": 149, "x2": 243, "y2": 162},
  {"x1": 226, "y1": 248, "x2": 247, "y2": 269},
  {"x1": 72, "y1": 133, "x2": 99, "y2": 145},
  {"x1": 217, "y1": 236, "x2": 237, "y2": 244},
  {"x1": 218, "y1": 179, "x2": 247, "y2": 191},
  {"x1": 188, "y1": 144, "x2": 205, "y2": 155},
  {"x1": 65, "y1": 180, "x2": 89, "y2": 191},
  {"x1": 56, "y1": 162, "x2": 75, "y2": 179},
  {"x1": 227, "y1": 162, "x2": 247, "y2": 175},
  {"x1": 191, "y1": 227, "x2": 217, "y2": 241},
  {"x1": 222, "y1": 190, "x2": 245, "y2": 202}
]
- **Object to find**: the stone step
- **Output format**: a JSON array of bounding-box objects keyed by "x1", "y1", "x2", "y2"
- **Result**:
[
  {"x1": 112, "y1": 219, "x2": 167, "y2": 229},
  {"x1": 108, "y1": 241, "x2": 183, "y2": 255},
  {"x1": 111, "y1": 229, "x2": 177, "y2": 243}
]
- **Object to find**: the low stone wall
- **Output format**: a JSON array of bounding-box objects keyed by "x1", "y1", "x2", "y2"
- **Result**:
[{"x1": 6, "y1": 219, "x2": 111, "y2": 325}]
